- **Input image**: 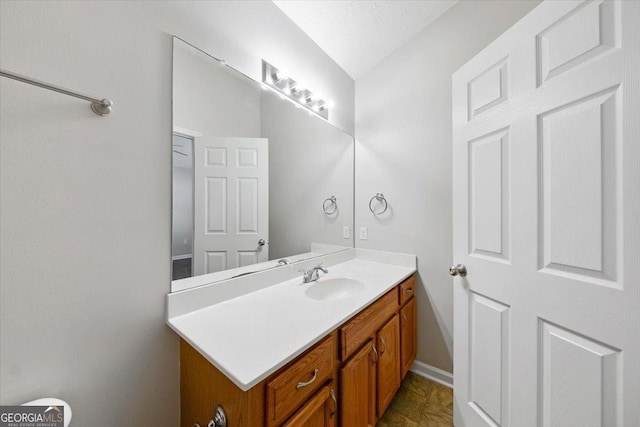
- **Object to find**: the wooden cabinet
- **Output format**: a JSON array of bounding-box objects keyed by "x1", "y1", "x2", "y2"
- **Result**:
[
  {"x1": 400, "y1": 297, "x2": 417, "y2": 378},
  {"x1": 340, "y1": 340, "x2": 376, "y2": 427},
  {"x1": 282, "y1": 383, "x2": 337, "y2": 427},
  {"x1": 180, "y1": 274, "x2": 416, "y2": 427},
  {"x1": 339, "y1": 289, "x2": 397, "y2": 361},
  {"x1": 376, "y1": 314, "x2": 401, "y2": 416}
]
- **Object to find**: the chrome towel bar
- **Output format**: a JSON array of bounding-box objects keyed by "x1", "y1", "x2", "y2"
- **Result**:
[{"x1": 0, "y1": 68, "x2": 113, "y2": 116}]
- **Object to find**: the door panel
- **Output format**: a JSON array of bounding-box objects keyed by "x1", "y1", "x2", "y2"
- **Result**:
[
  {"x1": 205, "y1": 251, "x2": 226, "y2": 272},
  {"x1": 539, "y1": 321, "x2": 620, "y2": 427},
  {"x1": 467, "y1": 58, "x2": 509, "y2": 120},
  {"x1": 468, "y1": 128, "x2": 510, "y2": 262},
  {"x1": 205, "y1": 177, "x2": 227, "y2": 233},
  {"x1": 538, "y1": 87, "x2": 619, "y2": 285},
  {"x1": 237, "y1": 177, "x2": 259, "y2": 233},
  {"x1": 536, "y1": 0, "x2": 618, "y2": 86},
  {"x1": 453, "y1": 1, "x2": 639, "y2": 426},
  {"x1": 468, "y1": 292, "x2": 510, "y2": 425}
]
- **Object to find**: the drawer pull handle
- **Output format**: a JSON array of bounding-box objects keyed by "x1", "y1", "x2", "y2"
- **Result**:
[
  {"x1": 371, "y1": 343, "x2": 378, "y2": 363},
  {"x1": 329, "y1": 389, "x2": 337, "y2": 417},
  {"x1": 406, "y1": 287, "x2": 413, "y2": 293},
  {"x1": 380, "y1": 336, "x2": 387, "y2": 355},
  {"x1": 402, "y1": 312, "x2": 407, "y2": 321},
  {"x1": 296, "y1": 368, "x2": 318, "y2": 390}
]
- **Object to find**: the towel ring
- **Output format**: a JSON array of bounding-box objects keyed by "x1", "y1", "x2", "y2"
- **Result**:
[
  {"x1": 323, "y1": 196, "x2": 338, "y2": 215},
  {"x1": 369, "y1": 193, "x2": 388, "y2": 215}
]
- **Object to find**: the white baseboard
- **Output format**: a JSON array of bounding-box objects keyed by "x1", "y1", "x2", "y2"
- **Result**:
[{"x1": 410, "y1": 360, "x2": 453, "y2": 389}]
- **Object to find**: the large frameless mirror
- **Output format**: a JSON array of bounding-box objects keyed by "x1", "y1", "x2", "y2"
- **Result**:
[{"x1": 171, "y1": 37, "x2": 354, "y2": 291}]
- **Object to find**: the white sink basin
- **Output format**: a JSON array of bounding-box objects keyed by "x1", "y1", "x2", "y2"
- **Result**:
[{"x1": 305, "y1": 277, "x2": 365, "y2": 301}]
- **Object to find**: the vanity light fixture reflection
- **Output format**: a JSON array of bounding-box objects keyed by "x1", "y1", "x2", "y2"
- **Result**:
[{"x1": 262, "y1": 60, "x2": 331, "y2": 120}]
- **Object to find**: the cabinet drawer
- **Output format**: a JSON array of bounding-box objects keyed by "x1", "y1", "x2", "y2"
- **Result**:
[
  {"x1": 340, "y1": 288, "x2": 398, "y2": 361},
  {"x1": 399, "y1": 275, "x2": 415, "y2": 306},
  {"x1": 266, "y1": 335, "x2": 335, "y2": 426}
]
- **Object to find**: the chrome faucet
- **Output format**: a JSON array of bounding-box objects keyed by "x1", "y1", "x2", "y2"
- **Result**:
[{"x1": 301, "y1": 263, "x2": 328, "y2": 283}]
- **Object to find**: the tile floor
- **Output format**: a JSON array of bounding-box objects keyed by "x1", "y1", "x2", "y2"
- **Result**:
[{"x1": 376, "y1": 372, "x2": 454, "y2": 427}]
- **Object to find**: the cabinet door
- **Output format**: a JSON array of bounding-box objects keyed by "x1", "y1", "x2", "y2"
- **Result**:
[
  {"x1": 400, "y1": 298, "x2": 417, "y2": 378},
  {"x1": 282, "y1": 383, "x2": 337, "y2": 427},
  {"x1": 340, "y1": 340, "x2": 376, "y2": 427},
  {"x1": 376, "y1": 314, "x2": 401, "y2": 417}
]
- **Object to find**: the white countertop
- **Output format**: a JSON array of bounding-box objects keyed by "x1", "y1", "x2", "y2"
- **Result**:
[{"x1": 166, "y1": 249, "x2": 416, "y2": 391}]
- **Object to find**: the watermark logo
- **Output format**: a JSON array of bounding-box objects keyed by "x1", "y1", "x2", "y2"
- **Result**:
[{"x1": 0, "y1": 406, "x2": 64, "y2": 427}]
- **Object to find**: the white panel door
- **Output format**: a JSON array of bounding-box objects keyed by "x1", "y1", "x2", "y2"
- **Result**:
[
  {"x1": 452, "y1": 1, "x2": 639, "y2": 426},
  {"x1": 193, "y1": 137, "x2": 268, "y2": 275}
]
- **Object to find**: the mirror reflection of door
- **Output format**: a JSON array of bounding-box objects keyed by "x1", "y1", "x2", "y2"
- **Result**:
[
  {"x1": 193, "y1": 136, "x2": 269, "y2": 276},
  {"x1": 172, "y1": 133, "x2": 194, "y2": 280}
]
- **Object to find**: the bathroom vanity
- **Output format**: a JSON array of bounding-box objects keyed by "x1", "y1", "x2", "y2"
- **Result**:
[{"x1": 167, "y1": 250, "x2": 417, "y2": 427}]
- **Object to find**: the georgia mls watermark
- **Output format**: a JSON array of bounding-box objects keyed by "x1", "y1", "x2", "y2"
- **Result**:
[{"x1": 0, "y1": 406, "x2": 64, "y2": 427}]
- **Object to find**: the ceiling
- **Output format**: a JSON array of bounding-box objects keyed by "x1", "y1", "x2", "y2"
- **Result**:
[{"x1": 273, "y1": 0, "x2": 459, "y2": 80}]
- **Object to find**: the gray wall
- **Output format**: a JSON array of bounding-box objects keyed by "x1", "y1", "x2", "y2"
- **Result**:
[
  {"x1": 173, "y1": 40, "x2": 262, "y2": 138},
  {"x1": 261, "y1": 94, "x2": 354, "y2": 260},
  {"x1": 354, "y1": 0, "x2": 541, "y2": 373},
  {"x1": 0, "y1": 1, "x2": 353, "y2": 426}
]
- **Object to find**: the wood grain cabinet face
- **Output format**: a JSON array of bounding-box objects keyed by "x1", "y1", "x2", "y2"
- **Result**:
[
  {"x1": 266, "y1": 335, "x2": 335, "y2": 426},
  {"x1": 340, "y1": 340, "x2": 376, "y2": 427},
  {"x1": 281, "y1": 383, "x2": 337, "y2": 427},
  {"x1": 376, "y1": 314, "x2": 401, "y2": 417},
  {"x1": 339, "y1": 289, "x2": 398, "y2": 361},
  {"x1": 400, "y1": 297, "x2": 417, "y2": 378}
]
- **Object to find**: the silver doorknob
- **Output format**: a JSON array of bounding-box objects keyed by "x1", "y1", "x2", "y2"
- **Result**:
[
  {"x1": 258, "y1": 239, "x2": 266, "y2": 247},
  {"x1": 449, "y1": 264, "x2": 467, "y2": 277}
]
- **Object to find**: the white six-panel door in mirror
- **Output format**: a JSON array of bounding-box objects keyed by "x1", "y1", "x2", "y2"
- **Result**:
[
  {"x1": 453, "y1": 1, "x2": 638, "y2": 426},
  {"x1": 193, "y1": 137, "x2": 269, "y2": 275}
]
